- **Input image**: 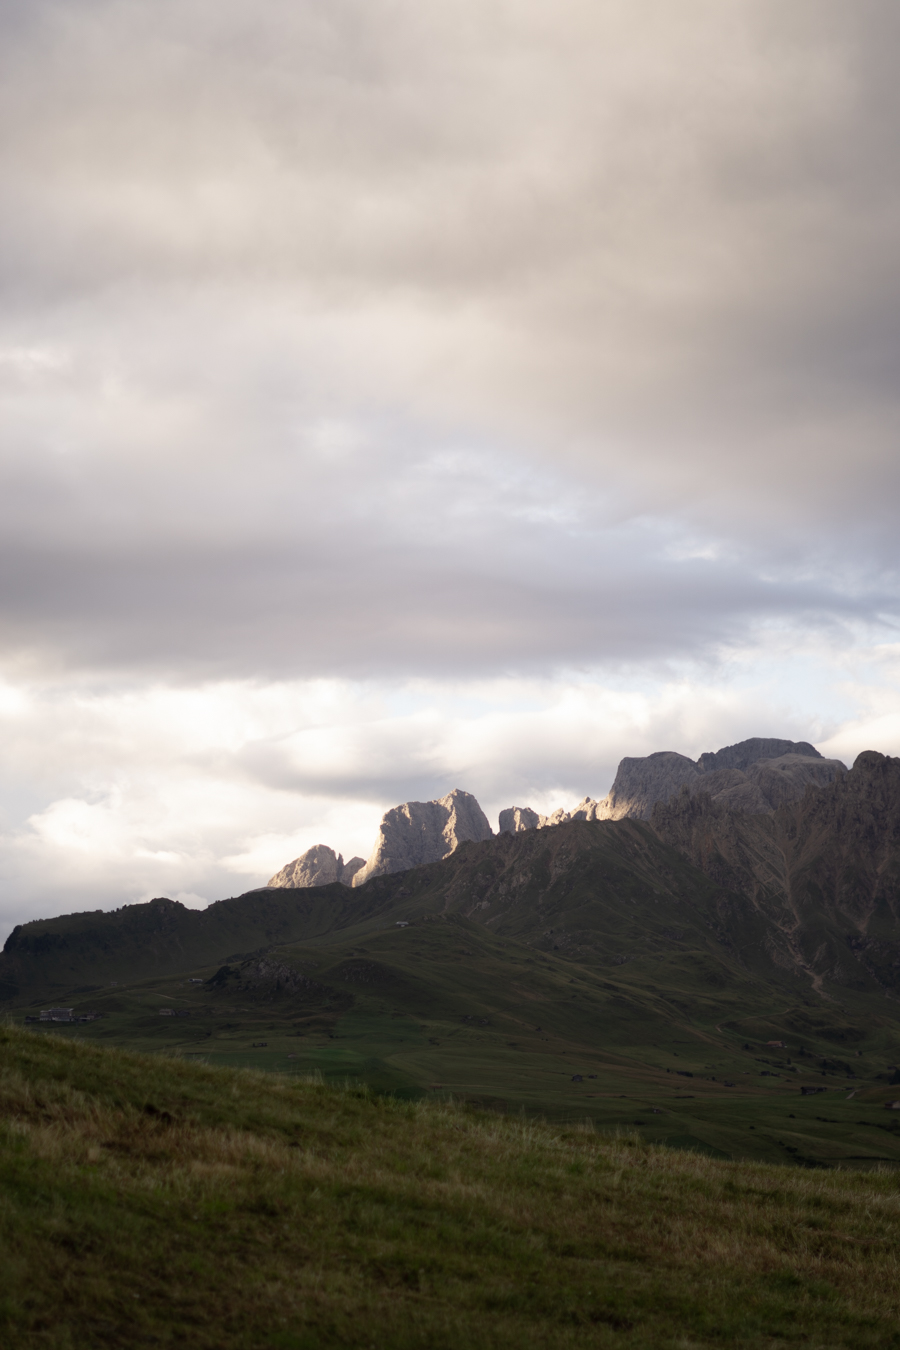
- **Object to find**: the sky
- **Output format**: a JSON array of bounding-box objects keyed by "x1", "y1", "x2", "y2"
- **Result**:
[{"x1": 2, "y1": 0, "x2": 900, "y2": 937}]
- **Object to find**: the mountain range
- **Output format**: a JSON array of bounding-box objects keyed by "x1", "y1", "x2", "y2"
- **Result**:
[
  {"x1": 264, "y1": 735, "x2": 847, "y2": 891},
  {"x1": 6, "y1": 735, "x2": 900, "y2": 1165}
]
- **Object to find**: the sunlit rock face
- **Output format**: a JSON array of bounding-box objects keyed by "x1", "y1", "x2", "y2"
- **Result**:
[
  {"x1": 267, "y1": 846, "x2": 365, "y2": 888},
  {"x1": 499, "y1": 806, "x2": 541, "y2": 834},
  {"x1": 597, "y1": 752, "x2": 701, "y2": 821},
  {"x1": 497, "y1": 738, "x2": 847, "y2": 832},
  {"x1": 540, "y1": 797, "x2": 604, "y2": 826},
  {"x1": 352, "y1": 788, "x2": 493, "y2": 886},
  {"x1": 497, "y1": 797, "x2": 604, "y2": 831},
  {"x1": 269, "y1": 740, "x2": 848, "y2": 894},
  {"x1": 566, "y1": 797, "x2": 603, "y2": 822},
  {"x1": 596, "y1": 739, "x2": 845, "y2": 822}
]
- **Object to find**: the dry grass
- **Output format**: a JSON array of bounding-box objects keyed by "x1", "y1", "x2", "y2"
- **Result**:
[{"x1": 1, "y1": 1027, "x2": 899, "y2": 1348}]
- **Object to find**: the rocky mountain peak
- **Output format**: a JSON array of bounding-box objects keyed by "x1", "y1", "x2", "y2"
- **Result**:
[
  {"x1": 499, "y1": 806, "x2": 541, "y2": 834},
  {"x1": 599, "y1": 751, "x2": 700, "y2": 821},
  {"x1": 351, "y1": 788, "x2": 493, "y2": 887},
  {"x1": 494, "y1": 736, "x2": 845, "y2": 831},
  {"x1": 696, "y1": 736, "x2": 821, "y2": 774},
  {"x1": 267, "y1": 845, "x2": 365, "y2": 889},
  {"x1": 265, "y1": 735, "x2": 848, "y2": 893}
]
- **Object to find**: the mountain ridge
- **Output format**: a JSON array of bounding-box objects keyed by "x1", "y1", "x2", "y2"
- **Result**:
[
  {"x1": 267, "y1": 736, "x2": 845, "y2": 890},
  {"x1": 3, "y1": 747, "x2": 896, "y2": 1011}
]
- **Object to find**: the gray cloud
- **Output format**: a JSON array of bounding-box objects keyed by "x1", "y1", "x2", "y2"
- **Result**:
[
  {"x1": 0, "y1": 438, "x2": 888, "y2": 680},
  {"x1": 1, "y1": 2, "x2": 900, "y2": 918},
  {"x1": 1, "y1": 1, "x2": 898, "y2": 553}
]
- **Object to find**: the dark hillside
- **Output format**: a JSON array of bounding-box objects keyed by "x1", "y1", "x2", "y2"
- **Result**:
[
  {"x1": 0, "y1": 819, "x2": 757, "y2": 1005},
  {"x1": 653, "y1": 750, "x2": 900, "y2": 993},
  {"x1": 0, "y1": 883, "x2": 401, "y2": 1004}
]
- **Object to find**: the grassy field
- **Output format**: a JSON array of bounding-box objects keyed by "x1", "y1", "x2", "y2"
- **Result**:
[{"x1": 2, "y1": 1024, "x2": 900, "y2": 1348}]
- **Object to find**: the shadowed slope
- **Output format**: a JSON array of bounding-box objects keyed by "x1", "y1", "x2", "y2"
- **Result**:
[{"x1": 653, "y1": 750, "x2": 900, "y2": 993}]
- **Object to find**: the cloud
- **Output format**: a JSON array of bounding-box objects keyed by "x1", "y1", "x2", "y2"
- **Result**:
[
  {"x1": 2, "y1": 3, "x2": 900, "y2": 547},
  {"x1": 1, "y1": 2, "x2": 899, "y2": 931}
]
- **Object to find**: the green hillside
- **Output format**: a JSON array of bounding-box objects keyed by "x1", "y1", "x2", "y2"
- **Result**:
[{"x1": 2, "y1": 1024, "x2": 900, "y2": 1349}]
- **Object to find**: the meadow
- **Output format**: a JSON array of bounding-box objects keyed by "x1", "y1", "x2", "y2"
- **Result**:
[{"x1": 2, "y1": 1024, "x2": 900, "y2": 1348}]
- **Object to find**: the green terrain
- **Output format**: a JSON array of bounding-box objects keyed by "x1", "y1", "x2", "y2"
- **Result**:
[
  {"x1": 12, "y1": 874, "x2": 900, "y2": 1168},
  {"x1": 2, "y1": 1024, "x2": 900, "y2": 1349}
]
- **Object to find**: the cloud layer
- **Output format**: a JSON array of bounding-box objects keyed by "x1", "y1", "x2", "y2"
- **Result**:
[{"x1": 1, "y1": 2, "x2": 899, "y2": 932}]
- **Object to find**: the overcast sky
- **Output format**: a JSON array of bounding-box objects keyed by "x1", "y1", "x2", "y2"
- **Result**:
[{"x1": 2, "y1": 0, "x2": 900, "y2": 936}]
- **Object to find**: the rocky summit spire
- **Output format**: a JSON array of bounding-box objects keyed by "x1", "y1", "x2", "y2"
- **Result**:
[
  {"x1": 267, "y1": 845, "x2": 365, "y2": 889},
  {"x1": 351, "y1": 788, "x2": 493, "y2": 887}
]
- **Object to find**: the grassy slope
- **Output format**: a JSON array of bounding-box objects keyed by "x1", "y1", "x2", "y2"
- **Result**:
[{"x1": 2, "y1": 1026, "x2": 900, "y2": 1350}]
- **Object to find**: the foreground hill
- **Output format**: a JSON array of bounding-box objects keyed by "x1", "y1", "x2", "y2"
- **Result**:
[{"x1": 1, "y1": 1025, "x2": 899, "y2": 1349}]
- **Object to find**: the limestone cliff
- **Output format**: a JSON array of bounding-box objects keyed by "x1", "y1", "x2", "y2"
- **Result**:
[
  {"x1": 268, "y1": 737, "x2": 845, "y2": 895},
  {"x1": 352, "y1": 788, "x2": 493, "y2": 887},
  {"x1": 744, "y1": 753, "x2": 844, "y2": 810},
  {"x1": 495, "y1": 737, "x2": 845, "y2": 832},
  {"x1": 498, "y1": 806, "x2": 541, "y2": 834},
  {"x1": 598, "y1": 738, "x2": 842, "y2": 821},
  {"x1": 267, "y1": 846, "x2": 365, "y2": 889},
  {"x1": 540, "y1": 797, "x2": 603, "y2": 826},
  {"x1": 597, "y1": 751, "x2": 701, "y2": 821}
]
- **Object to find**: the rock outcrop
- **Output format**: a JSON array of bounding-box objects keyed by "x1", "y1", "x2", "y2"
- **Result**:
[
  {"x1": 352, "y1": 788, "x2": 493, "y2": 887},
  {"x1": 499, "y1": 806, "x2": 541, "y2": 834},
  {"x1": 696, "y1": 737, "x2": 821, "y2": 774},
  {"x1": 267, "y1": 846, "x2": 365, "y2": 889},
  {"x1": 499, "y1": 796, "x2": 605, "y2": 831},
  {"x1": 567, "y1": 797, "x2": 603, "y2": 821},
  {"x1": 743, "y1": 753, "x2": 844, "y2": 811},
  {"x1": 496, "y1": 737, "x2": 846, "y2": 831},
  {"x1": 598, "y1": 739, "x2": 843, "y2": 821},
  {"x1": 599, "y1": 751, "x2": 701, "y2": 821},
  {"x1": 268, "y1": 738, "x2": 846, "y2": 895}
]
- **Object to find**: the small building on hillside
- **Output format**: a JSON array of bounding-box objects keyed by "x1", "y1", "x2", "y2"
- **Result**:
[{"x1": 39, "y1": 1008, "x2": 74, "y2": 1022}]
